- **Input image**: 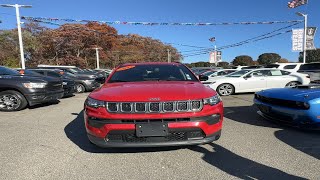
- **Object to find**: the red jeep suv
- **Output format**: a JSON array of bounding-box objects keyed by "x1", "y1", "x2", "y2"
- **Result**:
[{"x1": 84, "y1": 62, "x2": 223, "y2": 147}]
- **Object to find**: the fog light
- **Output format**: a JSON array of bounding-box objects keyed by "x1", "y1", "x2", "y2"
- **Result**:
[
  {"x1": 188, "y1": 131, "x2": 204, "y2": 140},
  {"x1": 206, "y1": 114, "x2": 221, "y2": 125}
]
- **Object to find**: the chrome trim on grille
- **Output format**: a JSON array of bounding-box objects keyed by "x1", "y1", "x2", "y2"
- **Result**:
[
  {"x1": 106, "y1": 100, "x2": 203, "y2": 113},
  {"x1": 134, "y1": 102, "x2": 148, "y2": 113},
  {"x1": 191, "y1": 100, "x2": 203, "y2": 111},
  {"x1": 120, "y1": 103, "x2": 133, "y2": 112},
  {"x1": 106, "y1": 102, "x2": 118, "y2": 112},
  {"x1": 149, "y1": 102, "x2": 161, "y2": 112},
  {"x1": 176, "y1": 101, "x2": 189, "y2": 112},
  {"x1": 163, "y1": 102, "x2": 175, "y2": 112}
]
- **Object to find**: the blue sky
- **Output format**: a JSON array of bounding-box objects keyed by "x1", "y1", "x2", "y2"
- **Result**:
[{"x1": 0, "y1": 0, "x2": 319, "y2": 63}]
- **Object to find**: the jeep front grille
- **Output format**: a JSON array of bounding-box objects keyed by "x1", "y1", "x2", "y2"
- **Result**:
[{"x1": 106, "y1": 100, "x2": 203, "y2": 113}]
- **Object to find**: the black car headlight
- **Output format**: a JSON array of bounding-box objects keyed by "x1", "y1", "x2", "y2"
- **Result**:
[
  {"x1": 85, "y1": 97, "x2": 105, "y2": 108},
  {"x1": 203, "y1": 94, "x2": 221, "y2": 106}
]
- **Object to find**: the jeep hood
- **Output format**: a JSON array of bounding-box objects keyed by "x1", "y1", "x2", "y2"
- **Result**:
[{"x1": 90, "y1": 81, "x2": 216, "y2": 101}]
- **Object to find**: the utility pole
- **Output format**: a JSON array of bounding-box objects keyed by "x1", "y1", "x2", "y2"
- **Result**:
[
  {"x1": 1, "y1": 4, "x2": 32, "y2": 69},
  {"x1": 167, "y1": 49, "x2": 171, "y2": 63},
  {"x1": 214, "y1": 45, "x2": 218, "y2": 66},
  {"x1": 93, "y1": 48, "x2": 102, "y2": 69},
  {"x1": 296, "y1": 12, "x2": 308, "y2": 64}
]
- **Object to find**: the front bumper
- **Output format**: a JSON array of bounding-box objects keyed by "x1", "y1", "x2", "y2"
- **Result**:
[
  {"x1": 63, "y1": 85, "x2": 76, "y2": 96},
  {"x1": 84, "y1": 104, "x2": 223, "y2": 147},
  {"x1": 83, "y1": 80, "x2": 100, "y2": 91},
  {"x1": 25, "y1": 90, "x2": 64, "y2": 106},
  {"x1": 254, "y1": 99, "x2": 320, "y2": 130},
  {"x1": 87, "y1": 130, "x2": 221, "y2": 148}
]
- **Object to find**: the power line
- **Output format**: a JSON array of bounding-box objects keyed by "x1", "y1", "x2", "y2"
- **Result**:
[
  {"x1": 182, "y1": 22, "x2": 301, "y2": 57},
  {"x1": 183, "y1": 30, "x2": 293, "y2": 57}
]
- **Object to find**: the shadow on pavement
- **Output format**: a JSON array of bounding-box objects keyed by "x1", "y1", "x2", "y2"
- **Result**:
[
  {"x1": 28, "y1": 100, "x2": 60, "y2": 109},
  {"x1": 224, "y1": 105, "x2": 280, "y2": 128},
  {"x1": 274, "y1": 130, "x2": 320, "y2": 160},
  {"x1": 224, "y1": 105, "x2": 320, "y2": 160},
  {"x1": 64, "y1": 110, "x2": 183, "y2": 153},
  {"x1": 189, "y1": 143, "x2": 307, "y2": 180}
]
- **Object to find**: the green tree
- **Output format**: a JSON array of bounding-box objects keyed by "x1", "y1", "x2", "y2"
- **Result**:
[
  {"x1": 217, "y1": 62, "x2": 229, "y2": 68},
  {"x1": 232, "y1": 55, "x2": 254, "y2": 66},
  {"x1": 278, "y1": 58, "x2": 289, "y2": 63},
  {"x1": 299, "y1": 49, "x2": 320, "y2": 63},
  {"x1": 257, "y1": 53, "x2": 281, "y2": 65}
]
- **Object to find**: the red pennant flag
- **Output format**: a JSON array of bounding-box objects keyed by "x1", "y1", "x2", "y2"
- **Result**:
[{"x1": 288, "y1": 0, "x2": 308, "y2": 8}]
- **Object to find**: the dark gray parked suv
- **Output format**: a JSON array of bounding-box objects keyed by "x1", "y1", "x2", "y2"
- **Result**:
[{"x1": 0, "y1": 66, "x2": 64, "y2": 111}]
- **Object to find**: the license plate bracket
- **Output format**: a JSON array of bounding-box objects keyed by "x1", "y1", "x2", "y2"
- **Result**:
[{"x1": 136, "y1": 123, "x2": 168, "y2": 137}]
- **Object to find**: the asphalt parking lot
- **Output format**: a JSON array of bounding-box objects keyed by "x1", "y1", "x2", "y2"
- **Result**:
[{"x1": 0, "y1": 93, "x2": 319, "y2": 180}]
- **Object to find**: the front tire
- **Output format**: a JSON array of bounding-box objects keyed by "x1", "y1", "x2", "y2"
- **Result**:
[
  {"x1": 217, "y1": 83, "x2": 235, "y2": 96},
  {"x1": 285, "y1": 81, "x2": 300, "y2": 88},
  {"x1": 0, "y1": 90, "x2": 28, "y2": 111},
  {"x1": 76, "y1": 84, "x2": 86, "y2": 93}
]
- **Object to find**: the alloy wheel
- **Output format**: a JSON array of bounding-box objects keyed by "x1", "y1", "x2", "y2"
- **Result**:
[
  {"x1": 286, "y1": 82, "x2": 299, "y2": 87},
  {"x1": 218, "y1": 84, "x2": 233, "y2": 96},
  {"x1": 0, "y1": 94, "x2": 21, "y2": 110}
]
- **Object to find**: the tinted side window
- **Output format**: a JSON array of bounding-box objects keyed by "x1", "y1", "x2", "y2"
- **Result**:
[
  {"x1": 283, "y1": 65, "x2": 297, "y2": 69},
  {"x1": 281, "y1": 70, "x2": 291, "y2": 75},
  {"x1": 299, "y1": 63, "x2": 320, "y2": 71},
  {"x1": 47, "y1": 71, "x2": 61, "y2": 78},
  {"x1": 35, "y1": 71, "x2": 45, "y2": 75},
  {"x1": 251, "y1": 70, "x2": 269, "y2": 77},
  {"x1": 265, "y1": 64, "x2": 280, "y2": 68}
]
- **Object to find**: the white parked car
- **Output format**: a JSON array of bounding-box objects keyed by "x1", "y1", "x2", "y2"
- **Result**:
[
  {"x1": 205, "y1": 69, "x2": 310, "y2": 96},
  {"x1": 201, "y1": 69, "x2": 238, "y2": 82},
  {"x1": 264, "y1": 63, "x2": 304, "y2": 72}
]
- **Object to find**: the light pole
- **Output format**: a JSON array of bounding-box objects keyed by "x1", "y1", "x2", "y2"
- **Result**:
[
  {"x1": 1, "y1": 4, "x2": 32, "y2": 69},
  {"x1": 296, "y1": 12, "x2": 307, "y2": 64},
  {"x1": 167, "y1": 49, "x2": 171, "y2": 63},
  {"x1": 94, "y1": 48, "x2": 102, "y2": 69}
]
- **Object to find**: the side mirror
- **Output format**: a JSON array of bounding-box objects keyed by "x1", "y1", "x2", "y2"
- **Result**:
[
  {"x1": 244, "y1": 74, "x2": 252, "y2": 79},
  {"x1": 95, "y1": 76, "x2": 106, "y2": 84},
  {"x1": 199, "y1": 75, "x2": 209, "y2": 81}
]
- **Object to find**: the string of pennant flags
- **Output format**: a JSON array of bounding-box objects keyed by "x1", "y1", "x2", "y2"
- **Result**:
[
  {"x1": 23, "y1": 18, "x2": 298, "y2": 57},
  {"x1": 21, "y1": 16, "x2": 303, "y2": 26}
]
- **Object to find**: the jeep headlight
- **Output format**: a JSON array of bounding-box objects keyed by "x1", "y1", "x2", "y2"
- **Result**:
[
  {"x1": 62, "y1": 82, "x2": 68, "y2": 85},
  {"x1": 23, "y1": 82, "x2": 47, "y2": 89},
  {"x1": 203, "y1": 94, "x2": 221, "y2": 106},
  {"x1": 85, "y1": 97, "x2": 105, "y2": 108}
]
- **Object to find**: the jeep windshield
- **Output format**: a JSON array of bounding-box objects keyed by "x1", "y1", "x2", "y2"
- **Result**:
[
  {"x1": 226, "y1": 70, "x2": 251, "y2": 77},
  {"x1": 108, "y1": 64, "x2": 198, "y2": 83}
]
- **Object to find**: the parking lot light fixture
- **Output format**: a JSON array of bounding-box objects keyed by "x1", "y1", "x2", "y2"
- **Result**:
[{"x1": 0, "y1": 4, "x2": 32, "y2": 69}]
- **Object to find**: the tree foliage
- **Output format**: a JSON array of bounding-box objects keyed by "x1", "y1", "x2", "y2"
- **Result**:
[
  {"x1": 232, "y1": 55, "x2": 254, "y2": 66},
  {"x1": 278, "y1": 58, "x2": 289, "y2": 63},
  {"x1": 0, "y1": 22, "x2": 181, "y2": 68},
  {"x1": 257, "y1": 53, "x2": 281, "y2": 65},
  {"x1": 217, "y1": 62, "x2": 229, "y2": 68},
  {"x1": 299, "y1": 49, "x2": 320, "y2": 63},
  {"x1": 185, "y1": 61, "x2": 215, "y2": 68}
]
